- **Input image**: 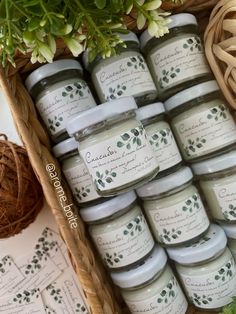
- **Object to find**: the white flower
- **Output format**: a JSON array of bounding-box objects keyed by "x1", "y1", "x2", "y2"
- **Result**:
[
  {"x1": 148, "y1": 21, "x2": 158, "y2": 36},
  {"x1": 143, "y1": 0, "x2": 162, "y2": 10},
  {"x1": 137, "y1": 12, "x2": 146, "y2": 30},
  {"x1": 64, "y1": 37, "x2": 84, "y2": 57},
  {"x1": 38, "y1": 43, "x2": 54, "y2": 63}
]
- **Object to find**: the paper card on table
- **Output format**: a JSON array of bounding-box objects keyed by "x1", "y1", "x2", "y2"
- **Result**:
[
  {"x1": 0, "y1": 289, "x2": 45, "y2": 314},
  {"x1": 42, "y1": 268, "x2": 89, "y2": 314},
  {"x1": 10, "y1": 250, "x2": 62, "y2": 294},
  {"x1": 0, "y1": 255, "x2": 25, "y2": 297},
  {"x1": 39, "y1": 227, "x2": 68, "y2": 271}
]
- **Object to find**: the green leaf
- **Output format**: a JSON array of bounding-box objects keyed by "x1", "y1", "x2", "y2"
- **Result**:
[
  {"x1": 117, "y1": 141, "x2": 124, "y2": 148},
  {"x1": 121, "y1": 133, "x2": 130, "y2": 141},
  {"x1": 95, "y1": 0, "x2": 107, "y2": 9}
]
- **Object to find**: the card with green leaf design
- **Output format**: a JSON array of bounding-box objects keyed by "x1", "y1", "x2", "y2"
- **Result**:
[
  {"x1": 0, "y1": 255, "x2": 25, "y2": 297},
  {"x1": 0, "y1": 289, "x2": 45, "y2": 313},
  {"x1": 42, "y1": 268, "x2": 88, "y2": 314}
]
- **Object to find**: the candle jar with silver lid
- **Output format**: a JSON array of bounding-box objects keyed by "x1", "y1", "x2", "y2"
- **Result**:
[
  {"x1": 111, "y1": 246, "x2": 188, "y2": 314},
  {"x1": 52, "y1": 138, "x2": 100, "y2": 205},
  {"x1": 192, "y1": 150, "x2": 236, "y2": 222},
  {"x1": 140, "y1": 13, "x2": 211, "y2": 100},
  {"x1": 136, "y1": 167, "x2": 210, "y2": 246},
  {"x1": 220, "y1": 223, "x2": 236, "y2": 261},
  {"x1": 165, "y1": 80, "x2": 236, "y2": 162},
  {"x1": 66, "y1": 97, "x2": 159, "y2": 197},
  {"x1": 136, "y1": 102, "x2": 182, "y2": 176},
  {"x1": 25, "y1": 59, "x2": 97, "y2": 142},
  {"x1": 83, "y1": 32, "x2": 157, "y2": 105},
  {"x1": 167, "y1": 224, "x2": 236, "y2": 310},
  {"x1": 80, "y1": 191, "x2": 155, "y2": 270}
]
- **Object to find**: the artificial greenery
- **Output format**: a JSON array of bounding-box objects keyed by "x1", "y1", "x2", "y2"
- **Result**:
[
  {"x1": 0, "y1": 0, "x2": 178, "y2": 66},
  {"x1": 221, "y1": 298, "x2": 236, "y2": 314}
]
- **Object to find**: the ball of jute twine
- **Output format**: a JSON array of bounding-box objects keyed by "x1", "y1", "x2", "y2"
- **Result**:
[
  {"x1": 0, "y1": 134, "x2": 43, "y2": 238},
  {"x1": 205, "y1": 0, "x2": 236, "y2": 110}
]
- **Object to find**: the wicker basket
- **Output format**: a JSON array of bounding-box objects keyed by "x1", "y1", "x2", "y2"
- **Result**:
[{"x1": 0, "y1": 1, "x2": 227, "y2": 313}]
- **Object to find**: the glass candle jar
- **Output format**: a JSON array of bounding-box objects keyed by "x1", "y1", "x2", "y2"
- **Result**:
[
  {"x1": 165, "y1": 80, "x2": 236, "y2": 162},
  {"x1": 140, "y1": 13, "x2": 211, "y2": 100},
  {"x1": 191, "y1": 150, "x2": 236, "y2": 222},
  {"x1": 80, "y1": 191, "x2": 155, "y2": 269},
  {"x1": 25, "y1": 59, "x2": 97, "y2": 142},
  {"x1": 83, "y1": 32, "x2": 157, "y2": 105},
  {"x1": 136, "y1": 103, "x2": 182, "y2": 175},
  {"x1": 52, "y1": 138, "x2": 100, "y2": 205},
  {"x1": 167, "y1": 224, "x2": 236, "y2": 310},
  {"x1": 220, "y1": 224, "x2": 236, "y2": 261},
  {"x1": 136, "y1": 167, "x2": 210, "y2": 246},
  {"x1": 66, "y1": 97, "x2": 159, "y2": 196},
  {"x1": 111, "y1": 246, "x2": 188, "y2": 314}
]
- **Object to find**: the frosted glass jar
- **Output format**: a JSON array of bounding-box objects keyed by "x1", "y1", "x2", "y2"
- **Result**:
[
  {"x1": 83, "y1": 32, "x2": 157, "y2": 105},
  {"x1": 140, "y1": 13, "x2": 211, "y2": 100},
  {"x1": 165, "y1": 80, "x2": 236, "y2": 162},
  {"x1": 67, "y1": 97, "x2": 159, "y2": 197},
  {"x1": 167, "y1": 224, "x2": 236, "y2": 310},
  {"x1": 52, "y1": 138, "x2": 100, "y2": 205},
  {"x1": 111, "y1": 246, "x2": 188, "y2": 314},
  {"x1": 136, "y1": 103, "x2": 182, "y2": 175},
  {"x1": 80, "y1": 191, "x2": 155, "y2": 270},
  {"x1": 25, "y1": 59, "x2": 97, "y2": 143},
  {"x1": 136, "y1": 167, "x2": 209, "y2": 246},
  {"x1": 220, "y1": 224, "x2": 236, "y2": 261},
  {"x1": 192, "y1": 150, "x2": 236, "y2": 222}
]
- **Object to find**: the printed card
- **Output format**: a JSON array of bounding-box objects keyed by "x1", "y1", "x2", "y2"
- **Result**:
[
  {"x1": 0, "y1": 289, "x2": 45, "y2": 314},
  {"x1": 42, "y1": 268, "x2": 89, "y2": 313},
  {"x1": 39, "y1": 227, "x2": 68, "y2": 271},
  {"x1": 12, "y1": 253, "x2": 61, "y2": 294},
  {"x1": 0, "y1": 255, "x2": 25, "y2": 297}
]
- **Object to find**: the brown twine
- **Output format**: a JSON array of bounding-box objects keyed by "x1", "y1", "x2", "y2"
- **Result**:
[
  {"x1": 0, "y1": 135, "x2": 43, "y2": 238},
  {"x1": 204, "y1": 0, "x2": 236, "y2": 110}
]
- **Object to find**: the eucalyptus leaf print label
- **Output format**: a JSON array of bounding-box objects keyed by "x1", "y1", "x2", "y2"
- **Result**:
[
  {"x1": 63, "y1": 160, "x2": 99, "y2": 203},
  {"x1": 93, "y1": 212, "x2": 154, "y2": 268},
  {"x1": 150, "y1": 36, "x2": 210, "y2": 90},
  {"x1": 36, "y1": 80, "x2": 96, "y2": 137},
  {"x1": 180, "y1": 257, "x2": 236, "y2": 309},
  {"x1": 125, "y1": 276, "x2": 188, "y2": 314},
  {"x1": 149, "y1": 193, "x2": 209, "y2": 245},
  {"x1": 175, "y1": 104, "x2": 236, "y2": 159},
  {"x1": 213, "y1": 183, "x2": 236, "y2": 221},
  {"x1": 94, "y1": 54, "x2": 156, "y2": 102},
  {"x1": 79, "y1": 125, "x2": 158, "y2": 192},
  {"x1": 148, "y1": 127, "x2": 182, "y2": 172}
]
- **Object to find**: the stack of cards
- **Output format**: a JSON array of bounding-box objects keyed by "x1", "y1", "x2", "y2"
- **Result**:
[{"x1": 0, "y1": 207, "x2": 88, "y2": 314}]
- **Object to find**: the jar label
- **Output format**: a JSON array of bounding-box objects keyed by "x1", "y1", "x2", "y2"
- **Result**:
[
  {"x1": 150, "y1": 36, "x2": 209, "y2": 89},
  {"x1": 94, "y1": 55, "x2": 156, "y2": 101},
  {"x1": 213, "y1": 182, "x2": 236, "y2": 221},
  {"x1": 180, "y1": 256, "x2": 236, "y2": 309},
  {"x1": 148, "y1": 127, "x2": 182, "y2": 172},
  {"x1": 174, "y1": 104, "x2": 236, "y2": 159},
  {"x1": 79, "y1": 125, "x2": 158, "y2": 192},
  {"x1": 63, "y1": 162, "x2": 99, "y2": 204},
  {"x1": 148, "y1": 193, "x2": 209, "y2": 245},
  {"x1": 36, "y1": 80, "x2": 96, "y2": 137},
  {"x1": 93, "y1": 212, "x2": 154, "y2": 268},
  {"x1": 125, "y1": 276, "x2": 188, "y2": 314}
]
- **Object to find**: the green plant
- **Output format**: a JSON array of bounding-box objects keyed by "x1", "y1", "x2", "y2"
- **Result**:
[
  {"x1": 221, "y1": 297, "x2": 236, "y2": 314},
  {"x1": 0, "y1": 0, "x2": 171, "y2": 67}
]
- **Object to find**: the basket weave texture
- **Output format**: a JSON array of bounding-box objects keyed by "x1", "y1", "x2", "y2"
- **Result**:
[{"x1": 0, "y1": 0, "x2": 227, "y2": 313}]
